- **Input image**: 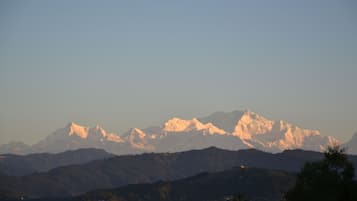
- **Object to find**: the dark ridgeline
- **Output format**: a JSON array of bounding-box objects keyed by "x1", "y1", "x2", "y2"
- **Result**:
[
  {"x1": 61, "y1": 167, "x2": 296, "y2": 201},
  {"x1": 0, "y1": 148, "x2": 114, "y2": 176},
  {"x1": 2, "y1": 168, "x2": 295, "y2": 201},
  {"x1": 1, "y1": 147, "x2": 357, "y2": 200}
]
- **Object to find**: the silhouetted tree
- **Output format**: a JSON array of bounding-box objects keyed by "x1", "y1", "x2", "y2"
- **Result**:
[{"x1": 285, "y1": 145, "x2": 357, "y2": 201}]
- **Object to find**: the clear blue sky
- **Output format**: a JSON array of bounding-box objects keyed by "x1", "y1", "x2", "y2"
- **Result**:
[{"x1": 0, "y1": 0, "x2": 356, "y2": 144}]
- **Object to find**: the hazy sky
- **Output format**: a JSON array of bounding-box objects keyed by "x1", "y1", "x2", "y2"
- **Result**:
[{"x1": 0, "y1": 0, "x2": 356, "y2": 144}]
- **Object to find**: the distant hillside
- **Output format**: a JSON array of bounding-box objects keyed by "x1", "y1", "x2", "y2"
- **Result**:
[
  {"x1": 78, "y1": 167, "x2": 295, "y2": 201},
  {"x1": 0, "y1": 147, "x2": 356, "y2": 199},
  {"x1": 0, "y1": 148, "x2": 113, "y2": 176},
  {"x1": 29, "y1": 167, "x2": 295, "y2": 201}
]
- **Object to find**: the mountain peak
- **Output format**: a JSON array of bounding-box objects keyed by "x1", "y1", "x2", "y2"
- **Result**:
[
  {"x1": 163, "y1": 117, "x2": 197, "y2": 132},
  {"x1": 163, "y1": 117, "x2": 225, "y2": 134},
  {"x1": 233, "y1": 111, "x2": 274, "y2": 139},
  {"x1": 66, "y1": 122, "x2": 89, "y2": 138},
  {"x1": 4, "y1": 110, "x2": 340, "y2": 155},
  {"x1": 241, "y1": 110, "x2": 271, "y2": 122},
  {"x1": 130, "y1": 128, "x2": 146, "y2": 138},
  {"x1": 65, "y1": 122, "x2": 110, "y2": 139}
]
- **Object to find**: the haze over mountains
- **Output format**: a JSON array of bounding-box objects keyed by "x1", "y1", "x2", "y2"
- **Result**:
[{"x1": 1, "y1": 110, "x2": 351, "y2": 155}]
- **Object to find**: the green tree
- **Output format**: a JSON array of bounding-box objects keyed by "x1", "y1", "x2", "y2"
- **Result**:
[{"x1": 285, "y1": 145, "x2": 357, "y2": 201}]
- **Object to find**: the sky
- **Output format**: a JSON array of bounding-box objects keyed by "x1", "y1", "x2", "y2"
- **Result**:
[{"x1": 0, "y1": 0, "x2": 356, "y2": 144}]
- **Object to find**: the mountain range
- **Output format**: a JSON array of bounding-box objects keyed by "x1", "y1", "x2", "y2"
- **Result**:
[{"x1": 1, "y1": 110, "x2": 353, "y2": 155}]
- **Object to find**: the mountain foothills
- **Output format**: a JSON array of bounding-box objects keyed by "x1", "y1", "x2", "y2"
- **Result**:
[
  {"x1": 0, "y1": 149, "x2": 113, "y2": 176},
  {"x1": 1, "y1": 110, "x2": 347, "y2": 155},
  {"x1": 57, "y1": 167, "x2": 297, "y2": 201},
  {"x1": 1, "y1": 147, "x2": 357, "y2": 199}
]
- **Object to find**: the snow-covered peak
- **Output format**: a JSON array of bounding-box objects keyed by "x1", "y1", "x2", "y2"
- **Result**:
[
  {"x1": 67, "y1": 122, "x2": 89, "y2": 138},
  {"x1": 65, "y1": 122, "x2": 124, "y2": 143},
  {"x1": 239, "y1": 110, "x2": 271, "y2": 123},
  {"x1": 130, "y1": 128, "x2": 146, "y2": 139},
  {"x1": 105, "y1": 133, "x2": 125, "y2": 143},
  {"x1": 163, "y1": 117, "x2": 225, "y2": 134},
  {"x1": 229, "y1": 111, "x2": 335, "y2": 151},
  {"x1": 12, "y1": 110, "x2": 341, "y2": 155},
  {"x1": 163, "y1": 118, "x2": 201, "y2": 132},
  {"x1": 89, "y1": 125, "x2": 107, "y2": 137},
  {"x1": 233, "y1": 111, "x2": 274, "y2": 139},
  {"x1": 125, "y1": 128, "x2": 154, "y2": 151}
]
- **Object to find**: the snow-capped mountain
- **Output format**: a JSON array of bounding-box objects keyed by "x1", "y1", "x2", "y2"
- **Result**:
[{"x1": 0, "y1": 110, "x2": 340, "y2": 155}]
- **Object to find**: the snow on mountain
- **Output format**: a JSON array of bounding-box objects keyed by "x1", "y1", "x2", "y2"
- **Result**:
[
  {"x1": 122, "y1": 128, "x2": 155, "y2": 151},
  {"x1": 233, "y1": 110, "x2": 274, "y2": 139},
  {"x1": 0, "y1": 110, "x2": 342, "y2": 155},
  {"x1": 66, "y1": 122, "x2": 124, "y2": 143},
  {"x1": 163, "y1": 117, "x2": 225, "y2": 135},
  {"x1": 68, "y1": 122, "x2": 89, "y2": 138},
  {"x1": 198, "y1": 110, "x2": 339, "y2": 152},
  {"x1": 32, "y1": 123, "x2": 125, "y2": 153},
  {"x1": 222, "y1": 111, "x2": 337, "y2": 152}
]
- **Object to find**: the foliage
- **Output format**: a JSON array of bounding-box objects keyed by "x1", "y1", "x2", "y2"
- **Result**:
[{"x1": 285, "y1": 145, "x2": 357, "y2": 201}]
